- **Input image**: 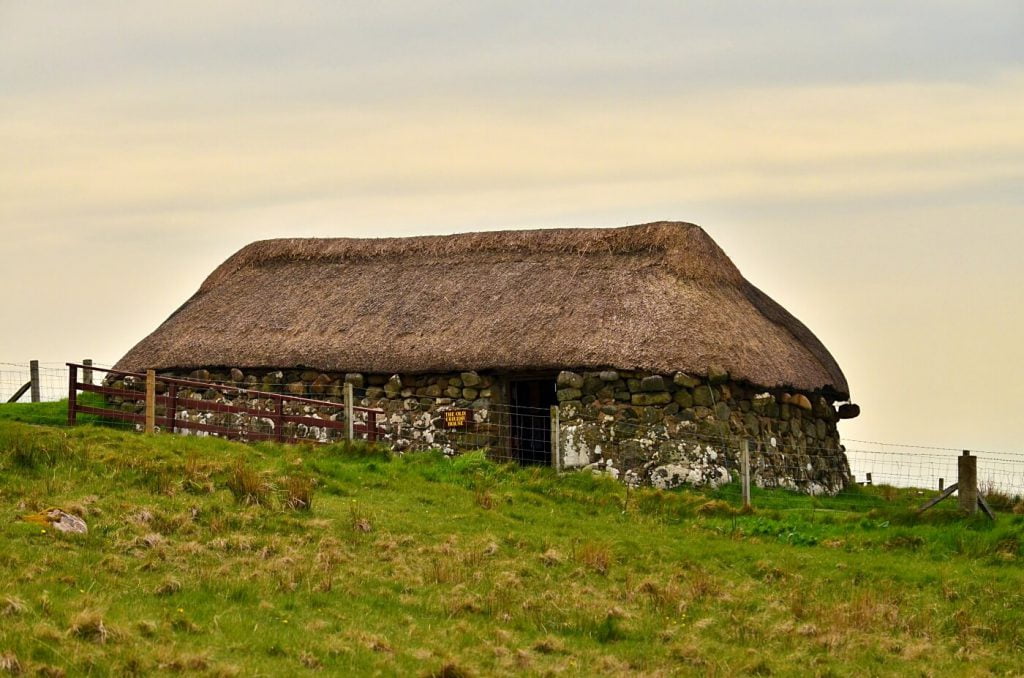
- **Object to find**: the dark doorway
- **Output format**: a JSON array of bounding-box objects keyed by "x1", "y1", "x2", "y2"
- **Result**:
[{"x1": 509, "y1": 379, "x2": 557, "y2": 466}]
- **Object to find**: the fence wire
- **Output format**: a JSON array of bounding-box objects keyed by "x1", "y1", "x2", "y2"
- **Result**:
[{"x1": 3, "y1": 361, "x2": 1024, "y2": 501}]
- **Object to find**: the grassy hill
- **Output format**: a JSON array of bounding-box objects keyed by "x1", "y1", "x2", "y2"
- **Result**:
[{"x1": 2, "y1": 411, "x2": 1024, "y2": 676}]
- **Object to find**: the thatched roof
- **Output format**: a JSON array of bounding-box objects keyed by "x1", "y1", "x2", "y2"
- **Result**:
[{"x1": 114, "y1": 222, "x2": 850, "y2": 398}]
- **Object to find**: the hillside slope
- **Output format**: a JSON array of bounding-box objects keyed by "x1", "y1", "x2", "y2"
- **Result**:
[{"x1": 1, "y1": 419, "x2": 1023, "y2": 676}]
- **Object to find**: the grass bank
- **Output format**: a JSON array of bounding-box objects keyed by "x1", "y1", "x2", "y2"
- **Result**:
[{"x1": 1, "y1": 417, "x2": 1023, "y2": 676}]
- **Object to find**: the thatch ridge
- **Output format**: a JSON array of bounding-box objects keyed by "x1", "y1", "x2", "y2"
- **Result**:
[{"x1": 114, "y1": 221, "x2": 850, "y2": 398}]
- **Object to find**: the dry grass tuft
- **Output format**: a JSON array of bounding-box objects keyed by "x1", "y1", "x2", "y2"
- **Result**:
[
  {"x1": 349, "y1": 504, "x2": 373, "y2": 533},
  {"x1": 299, "y1": 652, "x2": 322, "y2": 670},
  {"x1": 138, "y1": 533, "x2": 165, "y2": 549},
  {"x1": 532, "y1": 636, "x2": 567, "y2": 655},
  {"x1": 282, "y1": 475, "x2": 315, "y2": 511},
  {"x1": 576, "y1": 541, "x2": 613, "y2": 576},
  {"x1": 424, "y1": 662, "x2": 471, "y2": 678},
  {"x1": 1, "y1": 596, "x2": 27, "y2": 617},
  {"x1": 226, "y1": 461, "x2": 274, "y2": 506},
  {"x1": 540, "y1": 549, "x2": 563, "y2": 567},
  {"x1": 0, "y1": 652, "x2": 22, "y2": 675},
  {"x1": 696, "y1": 500, "x2": 737, "y2": 517},
  {"x1": 69, "y1": 609, "x2": 109, "y2": 643},
  {"x1": 154, "y1": 577, "x2": 182, "y2": 596}
]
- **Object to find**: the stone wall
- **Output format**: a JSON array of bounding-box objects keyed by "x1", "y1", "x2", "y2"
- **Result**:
[
  {"x1": 553, "y1": 368, "x2": 850, "y2": 495},
  {"x1": 105, "y1": 365, "x2": 851, "y2": 494},
  {"x1": 107, "y1": 368, "x2": 504, "y2": 454}
]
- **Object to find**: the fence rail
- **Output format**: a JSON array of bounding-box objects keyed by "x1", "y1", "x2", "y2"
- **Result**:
[
  {"x1": 2, "y1": 360, "x2": 1024, "y2": 505},
  {"x1": 65, "y1": 363, "x2": 383, "y2": 444}
]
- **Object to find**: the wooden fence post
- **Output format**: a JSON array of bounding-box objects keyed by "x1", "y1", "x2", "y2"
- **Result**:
[
  {"x1": 167, "y1": 383, "x2": 178, "y2": 434},
  {"x1": 866, "y1": 473, "x2": 873, "y2": 486},
  {"x1": 275, "y1": 397, "x2": 285, "y2": 443},
  {"x1": 344, "y1": 382, "x2": 354, "y2": 441},
  {"x1": 82, "y1": 359, "x2": 93, "y2": 386},
  {"x1": 958, "y1": 451, "x2": 978, "y2": 514},
  {"x1": 741, "y1": 439, "x2": 752, "y2": 510},
  {"x1": 939, "y1": 478, "x2": 944, "y2": 492},
  {"x1": 67, "y1": 364, "x2": 78, "y2": 427},
  {"x1": 145, "y1": 369, "x2": 156, "y2": 433},
  {"x1": 550, "y1": 405, "x2": 560, "y2": 471},
  {"x1": 29, "y1": 360, "x2": 40, "y2": 403}
]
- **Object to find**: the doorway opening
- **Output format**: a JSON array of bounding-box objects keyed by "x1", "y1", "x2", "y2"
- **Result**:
[{"x1": 509, "y1": 379, "x2": 557, "y2": 466}]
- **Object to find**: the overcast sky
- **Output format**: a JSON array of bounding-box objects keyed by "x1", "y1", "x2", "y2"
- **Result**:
[{"x1": 1, "y1": 1, "x2": 1022, "y2": 452}]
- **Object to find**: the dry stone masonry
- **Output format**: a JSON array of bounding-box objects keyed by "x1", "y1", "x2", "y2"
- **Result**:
[
  {"x1": 554, "y1": 367, "x2": 850, "y2": 495},
  {"x1": 106, "y1": 364, "x2": 851, "y2": 494}
]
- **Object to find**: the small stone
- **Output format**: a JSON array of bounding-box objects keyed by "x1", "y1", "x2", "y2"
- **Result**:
[
  {"x1": 792, "y1": 394, "x2": 813, "y2": 411},
  {"x1": 463, "y1": 388, "x2": 479, "y2": 400},
  {"x1": 344, "y1": 373, "x2": 365, "y2": 389},
  {"x1": 446, "y1": 386, "x2": 462, "y2": 398},
  {"x1": 640, "y1": 375, "x2": 666, "y2": 392},
  {"x1": 557, "y1": 388, "x2": 582, "y2": 402},
  {"x1": 693, "y1": 386, "x2": 715, "y2": 407},
  {"x1": 631, "y1": 392, "x2": 672, "y2": 406},
  {"x1": 707, "y1": 365, "x2": 728, "y2": 385},
  {"x1": 424, "y1": 385, "x2": 442, "y2": 398},
  {"x1": 230, "y1": 368, "x2": 244, "y2": 383},
  {"x1": 582, "y1": 375, "x2": 604, "y2": 395},
  {"x1": 365, "y1": 387, "x2": 386, "y2": 400},
  {"x1": 300, "y1": 370, "x2": 319, "y2": 382},
  {"x1": 384, "y1": 375, "x2": 402, "y2": 397},
  {"x1": 599, "y1": 370, "x2": 619, "y2": 382},
  {"x1": 460, "y1": 372, "x2": 481, "y2": 387},
  {"x1": 744, "y1": 413, "x2": 761, "y2": 435},
  {"x1": 673, "y1": 390, "x2": 693, "y2": 408},
  {"x1": 673, "y1": 372, "x2": 701, "y2": 388},
  {"x1": 556, "y1": 371, "x2": 584, "y2": 389},
  {"x1": 613, "y1": 390, "x2": 631, "y2": 402},
  {"x1": 714, "y1": 402, "x2": 731, "y2": 422},
  {"x1": 751, "y1": 393, "x2": 774, "y2": 415},
  {"x1": 448, "y1": 376, "x2": 463, "y2": 388},
  {"x1": 480, "y1": 388, "x2": 493, "y2": 398},
  {"x1": 286, "y1": 381, "x2": 306, "y2": 395},
  {"x1": 600, "y1": 405, "x2": 619, "y2": 416},
  {"x1": 189, "y1": 369, "x2": 211, "y2": 382},
  {"x1": 627, "y1": 379, "x2": 642, "y2": 393}
]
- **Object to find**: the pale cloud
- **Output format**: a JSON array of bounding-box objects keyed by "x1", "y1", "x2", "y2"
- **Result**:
[{"x1": 1, "y1": 1, "x2": 1022, "y2": 452}]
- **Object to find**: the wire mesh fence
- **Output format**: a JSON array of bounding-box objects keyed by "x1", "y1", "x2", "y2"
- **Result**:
[{"x1": 3, "y1": 360, "x2": 1024, "y2": 504}]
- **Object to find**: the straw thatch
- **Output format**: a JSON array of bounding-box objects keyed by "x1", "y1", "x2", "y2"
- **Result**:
[{"x1": 114, "y1": 222, "x2": 849, "y2": 397}]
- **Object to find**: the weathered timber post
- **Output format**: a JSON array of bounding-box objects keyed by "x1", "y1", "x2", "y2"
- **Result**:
[
  {"x1": 167, "y1": 383, "x2": 177, "y2": 434},
  {"x1": 67, "y1": 364, "x2": 78, "y2": 427},
  {"x1": 367, "y1": 410, "x2": 378, "y2": 443},
  {"x1": 550, "y1": 405, "x2": 561, "y2": 471},
  {"x1": 958, "y1": 451, "x2": 978, "y2": 515},
  {"x1": 29, "y1": 360, "x2": 40, "y2": 403},
  {"x1": 866, "y1": 472, "x2": 873, "y2": 486},
  {"x1": 741, "y1": 439, "x2": 752, "y2": 509},
  {"x1": 145, "y1": 369, "x2": 156, "y2": 433},
  {"x1": 939, "y1": 478, "x2": 944, "y2": 492},
  {"x1": 82, "y1": 359, "x2": 93, "y2": 386},
  {"x1": 344, "y1": 382, "x2": 354, "y2": 441},
  {"x1": 275, "y1": 397, "x2": 285, "y2": 443}
]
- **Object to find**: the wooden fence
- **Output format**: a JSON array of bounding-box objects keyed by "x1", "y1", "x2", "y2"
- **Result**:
[{"x1": 66, "y1": 363, "x2": 382, "y2": 444}]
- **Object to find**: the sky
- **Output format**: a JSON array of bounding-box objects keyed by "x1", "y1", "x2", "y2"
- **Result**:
[{"x1": 1, "y1": 1, "x2": 1022, "y2": 453}]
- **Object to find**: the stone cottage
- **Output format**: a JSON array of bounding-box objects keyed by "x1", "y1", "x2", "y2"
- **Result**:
[{"x1": 112, "y1": 221, "x2": 858, "y2": 493}]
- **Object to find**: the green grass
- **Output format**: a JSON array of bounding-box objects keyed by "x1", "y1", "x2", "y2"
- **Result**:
[
  {"x1": 2, "y1": 415, "x2": 1024, "y2": 675},
  {"x1": 0, "y1": 392, "x2": 108, "y2": 427}
]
